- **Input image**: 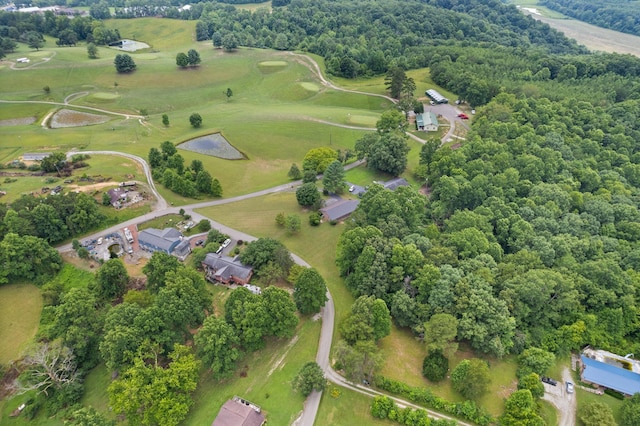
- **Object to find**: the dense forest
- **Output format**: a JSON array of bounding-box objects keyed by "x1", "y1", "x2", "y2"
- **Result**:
[{"x1": 541, "y1": 0, "x2": 640, "y2": 37}]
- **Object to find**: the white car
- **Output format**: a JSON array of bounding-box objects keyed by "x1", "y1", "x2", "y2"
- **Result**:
[
  {"x1": 97, "y1": 237, "x2": 103, "y2": 245},
  {"x1": 566, "y1": 381, "x2": 574, "y2": 393},
  {"x1": 349, "y1": 185, "x2": 355, "y2": 192},
  {"x1": 222, "y1": 238, "x2": 231, "y2": 248}
]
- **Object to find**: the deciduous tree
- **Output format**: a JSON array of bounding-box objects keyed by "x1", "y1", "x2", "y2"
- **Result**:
[
  {"x1": 423, "y1": 313, "x2": 458, "y2": 358},
  {"x1": 109, "y1": 344, "x2": 200, "y2": 426},
  {"x1": 189, "y1": 112, "x2": 202, "y2": 128},
  {"x1": 296, "y1": 182, "x2": 321, "y2": 207},
  {"x1": 451, "y1": 358, "x2": 490, "y2": 400},
  {"x1": 294, "y1": 268, "x2": 328, "y2": 314},
  {"x1": 195, "y1": 316, "x2": 240, "y2": 379},
  {"x1": 114, "y1": 54, "x2": 136, "y2": 73},
  {"x1": 293, "y1": 362, "x2": 325, "y2": 396},
  {"x1": 95, "y1": 258, "x2": 129, "y2": 301}
]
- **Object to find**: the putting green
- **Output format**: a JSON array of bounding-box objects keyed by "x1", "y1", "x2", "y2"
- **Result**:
[
  {"x1": 299, "y1": 82, "x2": 320, "y2": 92},
  {"x1": 30, "y1": 51, "x2": 51, "y2": 58},
  {"x1": 258, "y1": 60, "x2": 287, "y2": 73},
  {"x1": 348, "y1": 114, "x2": 378, "y2": 126},
  {"x1": 88, "y1": 92, "x2": 121, "y2": 102},
  {"x1": 136, "y1": 53, "x2": 160, "y2": 60}
]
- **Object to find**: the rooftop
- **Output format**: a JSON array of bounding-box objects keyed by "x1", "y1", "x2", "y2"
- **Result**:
[
  {"x1": 320, "y1": 199, "x2": 360, "y2": 221},
  {"x1": 212, "y1": 398, "x2": 265, "y2": 426},
  {"x1": 581, "y1": 355, "x2": 640, "y2": 396},
  {"x1": 202, "y1": 254, "x2": 253, "y2": 282}
]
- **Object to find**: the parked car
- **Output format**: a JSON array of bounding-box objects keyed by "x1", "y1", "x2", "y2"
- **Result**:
[
  {"x1": 349, "y1": 185, "x2": 355, "y2": 192},
  {"x1": 222, "y1": 238, "x2": 231, "y2": 248},
  {"x1": 216, "y1": 246, "x2": 223, "y2": 254},
  {"x1": 457, "y1": 113, "x2": 469, "y2": 120},
  {"x1": 97, "y1": 238, "x2": 103, "y2": 245},
  {"x1": 195, "y1": 239, "x2": 205, "y2": 246},
  {"x1": 566, "y1": 381, "x2": 574, "y2": 393},
  {"x1": 541, "y1": 376, "x2": 557, "y2": 386}
]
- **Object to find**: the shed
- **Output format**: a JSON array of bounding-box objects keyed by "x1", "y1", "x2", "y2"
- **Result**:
[
  {"x1": 320, "y1": 199, "x2": 360, "y2": 222},
  {"x1": 581, "y1": 355, "x2": 640, "y2": 396}
]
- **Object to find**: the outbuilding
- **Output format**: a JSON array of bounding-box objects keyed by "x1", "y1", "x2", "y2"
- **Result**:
[{"x1": 416, "y1": 112, "x2": 439, "y2": 132}]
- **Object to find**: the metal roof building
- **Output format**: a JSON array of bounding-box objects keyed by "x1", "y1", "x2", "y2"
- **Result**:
[
  {"x1": 581, "y1": 355, "x2": 640, "y2": 396},
  {"x1": 425, "y1": 89, "x2": 448, "y2": 104},
  {"x1": 138, "y1": 228, "x2": 190, "y2": 260},
  {"x1": 22, "y1": 152, "x2": 52, "y2": 161}
]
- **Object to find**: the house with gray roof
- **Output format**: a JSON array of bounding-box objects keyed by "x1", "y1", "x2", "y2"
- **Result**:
[
  {"x1": 320, "y1": 199, "x2": 360, "y2": 222},
  {"x1": 202, "y1": 254, "x2": 253, "y2": 285},
  {"x1": 138, "y1": 227, "x2": 191, "y2": 260},
  {"x1": 382, "y1": 177, "x2": 409, "y2": 191}
]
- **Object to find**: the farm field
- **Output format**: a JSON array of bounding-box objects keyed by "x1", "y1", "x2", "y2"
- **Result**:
[{"x1": 509, "y1": 0, "x2": 640, "y2": 57}]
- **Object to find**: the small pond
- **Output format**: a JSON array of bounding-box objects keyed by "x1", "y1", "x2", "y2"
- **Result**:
[{"x1": 178, "y1": 133, "x2": 245, "y2": 160}]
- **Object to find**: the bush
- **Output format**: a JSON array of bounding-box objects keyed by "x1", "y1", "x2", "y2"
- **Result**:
[
  {"x1": 237, "y1": 240, "x2": 243, "y2": 246},
  {"x1": 422, "y1": 349, "x2": 448, "y2": 382},
  {"x1": 197, "y1": 219, "x2": 211, "y2": 232},
  {"x1": 309, "y1": 212, "x2": 322, "y2": 226},
  {"x1": 604, "y1": 388, "x2": 625, "y2": 400}
]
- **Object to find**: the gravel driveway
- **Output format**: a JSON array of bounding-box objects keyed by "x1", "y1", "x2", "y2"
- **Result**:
[{"x1": 542, "y1": 367, "x2": 576, "y2": 426}]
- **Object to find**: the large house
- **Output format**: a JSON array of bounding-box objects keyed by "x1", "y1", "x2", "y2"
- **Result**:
[
  {"x1": 202, "y1": 254, "x2": 253, "y2": 285},
  {"x1": 580, "y1": 348, "x2": 640, "y2": 396},
  {"x1": 212, "y1": 397, "x2": 265, "y2": 426},
  {"x1": 137, "y1": 227, "x2": 191, "y2": 261}
]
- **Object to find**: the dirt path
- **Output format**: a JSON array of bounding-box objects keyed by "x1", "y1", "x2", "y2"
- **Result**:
[
  {"x1": 7, "y1": 51, "x2": 56, "y2": 70},
  {"x1": 0, "y1": 99, "x2": 143, "y2": 120}
]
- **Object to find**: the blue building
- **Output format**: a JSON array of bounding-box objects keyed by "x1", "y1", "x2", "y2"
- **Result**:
[{"x1": 581, "y1": 351, "x2": 640, "y2": 396}]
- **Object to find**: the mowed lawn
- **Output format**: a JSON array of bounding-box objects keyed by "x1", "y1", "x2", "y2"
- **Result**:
[{"x1": 0, "y1": 284, "x2": 42, "y2": 364}]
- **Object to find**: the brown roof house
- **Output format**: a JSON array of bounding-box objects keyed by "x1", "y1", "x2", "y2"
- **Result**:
[
  {"x1": 212, "y1": 397, "x2": 265, "y2": 426},
  {"x1": 202, "y1": 254, "x2": 253, "y2": 285}
]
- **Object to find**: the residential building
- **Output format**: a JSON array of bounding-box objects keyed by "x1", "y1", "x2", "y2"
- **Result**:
[
  {"x1": 319, "y1": 199, "x2": 360, "y2": 222},
  {"x1": 202, "y1": 254, "x2": 253, "y2": 285},
  {"x1": 416, "y1": 112, "x2": 439, "y2": 132},
  {"x1": 22, "y1": 152, "x2": 51, "y2": 161},
  {"x1": 580, "y1": 348, "x2": 640, "y2": 396},
  {"x1": 382, "y1": 177, "x2": 409, "y2": 191},
  {"x1": 212, "y1": 397, "x2": 265, "y2": 426}
]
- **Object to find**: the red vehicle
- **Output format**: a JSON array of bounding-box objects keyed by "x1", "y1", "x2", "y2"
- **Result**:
[{"x1": 457, "y1": 113, "x2": 469, "y2": 120}]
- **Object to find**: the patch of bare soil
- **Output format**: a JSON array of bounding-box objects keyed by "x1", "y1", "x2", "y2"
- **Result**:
[
  {"x1": 68, "y1": 182, "x2": 117, "y2": 192},
  {"x1": 0, "y1": 117, "x2": 36, "y2": 127},
  {"x1": 50, "y1": 109, "x2": 110, "y2": 128}
]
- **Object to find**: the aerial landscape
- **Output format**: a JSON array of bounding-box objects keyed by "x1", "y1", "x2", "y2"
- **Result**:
[{"x1": 1, "y1": 0, "x2": 640, "y2": 425}]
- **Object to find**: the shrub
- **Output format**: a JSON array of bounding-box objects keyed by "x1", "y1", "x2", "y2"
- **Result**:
[
  {"x1": 604, "y1": 388, "x2": 625, "y2": 400},
  {"x1": 422, "y1": 349, "x2": 448, "y2": 382},
  {"x1": 309, "y1": 211, "x2": 322, "y2": 226}
]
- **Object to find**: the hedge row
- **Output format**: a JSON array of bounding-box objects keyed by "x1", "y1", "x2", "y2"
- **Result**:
[
  {"x1": 374, "y1": 376, "x2": 494, "y2": 425},
  {"x1": 371, "y1": 395, "x2": 457, "y2": 426}
]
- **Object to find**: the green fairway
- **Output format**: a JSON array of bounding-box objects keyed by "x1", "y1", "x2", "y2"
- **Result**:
[
  {"x1": 0, "y1": 284, "x2": 42, "y2": 364},
  {"x1": 1, "y1": 24, "x2": 393, "y2": 201}
]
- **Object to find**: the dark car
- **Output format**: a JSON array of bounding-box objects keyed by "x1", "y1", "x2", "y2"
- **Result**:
[
  {"x1": 541, "y1": 376, "x2": 557, "y2": 386},
  {"x1": 195, "y1": 239, "x2": 205, "y2": 246}
]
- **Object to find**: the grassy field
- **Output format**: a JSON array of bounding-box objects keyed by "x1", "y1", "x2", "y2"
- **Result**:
[
  {"x1": 0, "y1": 284, "x2": 42, "y2": 365},
  {"x1": 316, "y1": 386, "x2": 395, "y2": 425},
  {"x1": 576, "y1": 388, "x2": 625, "y2": 425}
]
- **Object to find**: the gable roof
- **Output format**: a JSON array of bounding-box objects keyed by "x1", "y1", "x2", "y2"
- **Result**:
[
  {"x1": 202, "y1": 254, "x2": 253, "y2": 282},
  {"x1": 581, "y1": 355, "x2": 640, "y2": 395},
  {"x1": 320, "y1": 199, "x2": 360, "y2": 221},
  {"x1": 138, "y1": 227, "x2": 183, "y2": 252},
  {"x1": 382, "y1": 177, "x2": 409, "y2": 191},
  {"x1": 212, "y1": 399, "x2": 265, "y2": 426}
]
